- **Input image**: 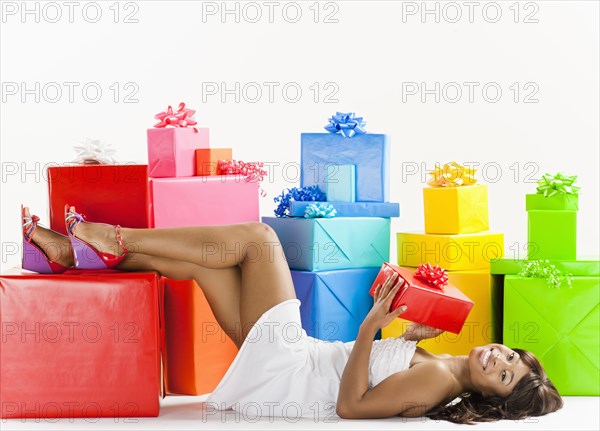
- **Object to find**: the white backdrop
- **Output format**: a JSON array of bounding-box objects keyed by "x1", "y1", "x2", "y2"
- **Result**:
[{"x1": 1, "y1": 0, "x2": 599, "y2": 271}]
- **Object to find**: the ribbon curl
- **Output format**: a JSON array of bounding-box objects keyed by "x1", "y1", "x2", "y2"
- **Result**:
[
  {"x1": 154, "y1": 102, "x2": 198, "y2": 132},
  {"x1": 273, "y1": 185, "x2": 326, "y2": 218},
  {"x1": 536, "y1": 173, "x2": 580, "y2": 197},
  {"x1": 518, "y1": 260, "x2": 573, "y2": 289},
  {"x1": 427, "y1": 162, "x2": 477, "y2": 187},
  {"x1": 304, "y1": 202, "x2": 337, "y2": 219},
  {"x1": 324, "y1": 112, "x2": 367, "y2": 138},
  {"x1": 217, "y1": 160, "x2": 268, "y2": 197},
  {"x1": 415, "y1": 263, "x2": 449, "y2": 289},
  {"x1": 73, "y1": 139, "x2": 117, "y2": 165}
]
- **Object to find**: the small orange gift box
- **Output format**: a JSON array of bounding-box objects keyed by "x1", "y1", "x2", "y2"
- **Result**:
[{"x1": 195, "y1": 148, "x2": 233, "y2": 176}]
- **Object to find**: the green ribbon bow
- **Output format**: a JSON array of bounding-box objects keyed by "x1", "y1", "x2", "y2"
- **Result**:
[
  {"x1": 536, "y1": 172, "x2": 580, "y2": 197},
  {"x1": 518, "y1": 260, "x2": 573, "y2": 289}
]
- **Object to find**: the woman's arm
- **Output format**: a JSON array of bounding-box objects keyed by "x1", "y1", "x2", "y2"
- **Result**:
[
  {"x1": 337, "y1": 321, "x2": 380, "y2": 411},
  {"x1": 336, "y1": 274, "x2": 454, "y2": 419},
  {"x1": 337, "y1": 273, "x2": 406, "y2": 415},
  {"x1": 337, "y1": 360, "x2": 454, "y2": 419}
]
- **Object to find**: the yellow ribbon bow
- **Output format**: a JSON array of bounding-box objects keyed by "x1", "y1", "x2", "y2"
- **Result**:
[{"x1": 427, "y1": 162, "x2": 477, "y2": 187}]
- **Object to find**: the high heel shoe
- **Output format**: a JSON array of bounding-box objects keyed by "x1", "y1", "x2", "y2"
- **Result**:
[
  {"x1": 64, "y1": 204, "x2": 129, "y2": 269},
  {"x1": 21, "y1": 204, "x2": 71, "y2": 274}
]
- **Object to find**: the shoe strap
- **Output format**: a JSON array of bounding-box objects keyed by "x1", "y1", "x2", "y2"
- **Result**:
[
  {"x1": 65, "y1": 212, "x2": 84, "y2": 235},
  {"x1": 23, "y1": 215, "x2": 40, "y2": 241},
  {"x1": 115, "y1": 225, "x2": 127, "y2": 254}
]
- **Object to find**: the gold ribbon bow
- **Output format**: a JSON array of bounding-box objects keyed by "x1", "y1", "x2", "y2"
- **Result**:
[{"x1": 427, "y1": 162, "x2": 477, "y2": 187}]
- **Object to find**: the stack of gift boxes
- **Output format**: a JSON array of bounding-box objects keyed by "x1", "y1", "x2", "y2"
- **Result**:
[
  {"x1": 147, "y1": 103, "x2": 259, "y2": 228},
  {"x1": 491, "y1": 173, "x2": 599, "y2": 396},
  {"x1": 384, "y1": 163, "x2": 505, "y2": 355},
  {"x1": 0, "y1": 104, "x2": 259, "y2": 419},
  {"x1": 146, "y1": 103, "x2": 260, "y2": 397},
  {"x1": 262, "y1": 114, "x2": 400, "y2": 342}
]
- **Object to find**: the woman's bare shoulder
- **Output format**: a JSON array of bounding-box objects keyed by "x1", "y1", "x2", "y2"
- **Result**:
[{"x1": 398, "y1": 360, "x2": 456, "y2": 417}]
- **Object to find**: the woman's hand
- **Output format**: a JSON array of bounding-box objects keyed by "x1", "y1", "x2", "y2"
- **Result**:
[
  {"x1": 401, "y1": 322, "x2": 445, "y2": 342},
  {"x1": 362, "y1": 272, "x2": 408, "y2": 333}
]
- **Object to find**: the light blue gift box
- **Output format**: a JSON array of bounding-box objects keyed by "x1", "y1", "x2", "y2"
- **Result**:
[
  {"x1": 326, "y1": 164, "x2": 355, "y2": 202},
  {"x1": 292, "y1": 268, "x2": 380, "y2": 342},
  {"x1": 288, "y1": 201, "x2": 400, "y2": 218},
  {"x1": 262, "y1": 216, "x2": 390, "y2": 271},
  {"x1": 300, "y1": 133, "x2": 390, "y2": 202}
]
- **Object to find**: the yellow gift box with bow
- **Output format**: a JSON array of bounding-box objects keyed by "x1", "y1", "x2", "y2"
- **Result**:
[
  {"x1": 423, "y1": 163, "x2": 489, "y2": 234},
  {"x1": 382, "y1": 269, "x2": 500, "y2": 355}
]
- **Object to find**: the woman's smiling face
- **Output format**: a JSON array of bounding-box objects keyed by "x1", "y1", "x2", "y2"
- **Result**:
[{"x1": 468, "y1": 344, "x2": 531, "y2": 398}]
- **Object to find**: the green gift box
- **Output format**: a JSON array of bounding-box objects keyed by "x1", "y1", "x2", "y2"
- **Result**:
[
  {"x1": 492, "y1": 258, "x2": 600, "y2": 395},
  {"x1": 526, "y1": 193, "x2": 579, "y2": 211},
  {"x1": 527, "y1": 210, "x2": 576, "y2": 260},
  {"x1": 262, "y1": 217, "x2": 390, "y2": 271}
]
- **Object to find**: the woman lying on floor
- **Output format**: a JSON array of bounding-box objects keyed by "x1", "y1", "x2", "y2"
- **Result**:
[{"x1": 22, "y1": 205, "x2": 564, "y2": 424}]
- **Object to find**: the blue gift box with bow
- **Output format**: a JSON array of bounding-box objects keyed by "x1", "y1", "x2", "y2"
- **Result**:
[
  {"x1": 300, "y1": 133, "x2": 390, "y2": 202},
  {"x1": 291, "y1": 268, "x2": 380, "y2": 342},
  {"x1": 262, "y1": 216, "x2": 390, "y2": 271}
]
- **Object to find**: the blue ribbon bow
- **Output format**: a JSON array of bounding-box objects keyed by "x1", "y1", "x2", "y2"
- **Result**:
[
  {"x1": 273, "y1": 185, "x2": 326, "y2": 218},
  {"x1": 324, "y1": 112, "x2": 367, "y2": 138},
  {"x1": 304, "y1": 202, "x2": 337, "y2": 219}
]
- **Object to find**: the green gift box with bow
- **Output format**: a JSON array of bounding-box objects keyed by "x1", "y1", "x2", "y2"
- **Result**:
[
  {"x1": 491, "y1": 258, "x2": 600, "y2": 395},
  {"x1": 526, "y1": 173, "x2": 579, "y2": 260}
]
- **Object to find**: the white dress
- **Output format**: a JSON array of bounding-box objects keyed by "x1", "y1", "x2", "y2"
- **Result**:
[{"x1": 205, "y1": 299, "x2": 418, "y2": 420}]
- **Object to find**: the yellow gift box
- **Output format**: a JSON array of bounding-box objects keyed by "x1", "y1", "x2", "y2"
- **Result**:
[
  {"x1": 382, "y1": 269, "x2": 499, "y2": 355},
  {"x1": 423, "y1": 185, "x2": 489, "y2": 234},
  {"x1": 397, "y1": 231, "x2": 504, "y2": 271}
]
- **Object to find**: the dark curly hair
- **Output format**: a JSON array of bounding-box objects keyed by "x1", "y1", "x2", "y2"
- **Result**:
[{"x1": 425, "y1": 349, "x2": 563, "y2": 424}]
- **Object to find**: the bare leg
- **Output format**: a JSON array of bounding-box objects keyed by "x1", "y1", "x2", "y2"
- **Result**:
[
  {"x1": 72, "y1": 217, "x2": 296, "y2": 340},
  {"x1": 27, "y1": 213, "x2": 246, "y2": 347},
  {"x1": 117, "y1": 253, "x2": 244, "y2": 348}
]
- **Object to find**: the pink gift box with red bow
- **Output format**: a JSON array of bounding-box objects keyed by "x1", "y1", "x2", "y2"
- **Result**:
[
  {"x1": 147, "y1": 128, "x2": 209, "y2": 178},
  {"x1": 147, "y1": 102, "x2": 209, "y2": 178}
]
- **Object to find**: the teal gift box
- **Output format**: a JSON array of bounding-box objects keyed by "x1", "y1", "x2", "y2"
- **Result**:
[
  {"x1": 300, "y1": 133, "x2": 389, "y2": 202},
  {"x1": 326, "y1": 164, "x2": 356, "y2": 202},
  {"x1": 262, "y1": 217, "x2": 390, "y2": 271},
  {"x1": 292, "y1": 268, "x2": 380, "y2": 342}
]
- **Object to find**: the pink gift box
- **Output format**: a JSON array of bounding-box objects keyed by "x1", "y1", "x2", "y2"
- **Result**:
[
  {"x1": 149, "y1": 175, "x2": 259, "y2": 227},
  {"x1": 147, "y1": 128, "x2": 210, "y2": 178}
]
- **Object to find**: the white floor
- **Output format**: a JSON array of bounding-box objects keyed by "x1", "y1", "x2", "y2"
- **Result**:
[{"x1": 2, "y1": 395, "x2": 598, "y2": 430}]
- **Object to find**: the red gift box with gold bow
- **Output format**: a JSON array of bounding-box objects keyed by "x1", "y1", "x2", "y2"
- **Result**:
[{"x1": 369, "y1": 263, "x2": 474, "y2": 334}]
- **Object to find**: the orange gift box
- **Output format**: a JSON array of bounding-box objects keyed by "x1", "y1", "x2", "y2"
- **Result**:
[
  {"x1": 195, "y1": 148, "x2": 233, "y2": 176},
  {"x1": 369, "y1": 263, "x2": 474, "y2": 334},
  {"x1": 0, "y1": 269, "x2": 164, "y2": 419},
  {"x1": 163, "y1": 277, "x2": 238, "y2": 395}
]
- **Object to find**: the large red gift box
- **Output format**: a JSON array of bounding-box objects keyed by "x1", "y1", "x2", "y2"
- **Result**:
[
  {"x1": 163, "y1": 278, "x2": 238, "y2": 395},
  {"x1": 369, "y1": 263, "x2": 474, "y2": 334},
  {"x1": 47, "y1": 164, "x2": 151, "y2": 235},
  {"x1": 0, "y1": 269, "x2": 164, "y2": 419}
]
